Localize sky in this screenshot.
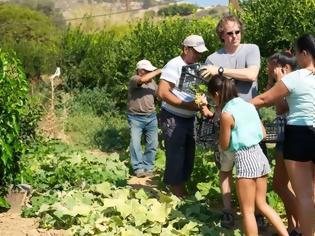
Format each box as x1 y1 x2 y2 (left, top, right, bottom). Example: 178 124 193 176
177 0 229 7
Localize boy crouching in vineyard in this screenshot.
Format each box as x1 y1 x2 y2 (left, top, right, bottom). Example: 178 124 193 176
199 75 288 236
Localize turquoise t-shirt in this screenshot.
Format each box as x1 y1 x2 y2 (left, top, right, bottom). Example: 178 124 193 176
222 97 263 152
281 68 315 127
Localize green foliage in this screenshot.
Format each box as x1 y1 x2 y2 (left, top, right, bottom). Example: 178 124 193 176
20 142 241 235
238 0 315 91
8 0 65 27
240 0 315 57
0 4 62 78
0 50 28 201
259 107 276 124
63 90 129 151
67 88 118 116
65 112 129 152
157 4 198 17
18 141 129 194
61 16 220 110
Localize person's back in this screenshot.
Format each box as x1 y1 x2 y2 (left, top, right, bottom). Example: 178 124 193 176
222 97 263 152
206 75 288 236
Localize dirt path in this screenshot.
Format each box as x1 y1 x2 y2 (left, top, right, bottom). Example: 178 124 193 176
0 191 65 236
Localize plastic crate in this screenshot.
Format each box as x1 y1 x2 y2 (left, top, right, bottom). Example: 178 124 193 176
195 117 219 147
178 63 208 96
264 123 278 143
263 117 286 143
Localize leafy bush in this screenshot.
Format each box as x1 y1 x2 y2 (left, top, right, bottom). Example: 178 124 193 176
240 0 315 57
0 50 29 207
61 16 220 110
8 0 66 27
158 4 198 16
67 88 118 116
19 142 129 193
237 0 315 92
0 4 62 78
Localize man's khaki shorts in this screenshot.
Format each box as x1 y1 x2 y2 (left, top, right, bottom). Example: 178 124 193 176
218 146 235 172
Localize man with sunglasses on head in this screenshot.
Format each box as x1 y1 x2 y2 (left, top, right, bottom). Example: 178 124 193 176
157 35 208 198
201 15 265 230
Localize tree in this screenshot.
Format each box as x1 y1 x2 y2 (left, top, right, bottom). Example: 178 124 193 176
239 0 315 57
0 49 29 208
158 4 198 17
9 0 66 27
0 4 62 79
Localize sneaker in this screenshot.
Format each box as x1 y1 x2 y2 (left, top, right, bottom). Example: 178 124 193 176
144 170 154 177
255 214 268 231
289 229 301 236
134 169 146 178
221 209 235 229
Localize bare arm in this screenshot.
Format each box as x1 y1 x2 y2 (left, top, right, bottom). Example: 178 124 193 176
224 65 259 82
201 65 259 82
157 79 199 111
250 80 289 108
261 121 266 139
219 112 234 150
200 105 214 118
137 69 161 85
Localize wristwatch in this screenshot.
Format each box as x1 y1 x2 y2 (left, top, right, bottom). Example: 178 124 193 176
218 66 224 76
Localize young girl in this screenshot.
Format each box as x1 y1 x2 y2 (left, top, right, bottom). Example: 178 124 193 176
266 52 300 236
206 75 288 236
251 34 315 236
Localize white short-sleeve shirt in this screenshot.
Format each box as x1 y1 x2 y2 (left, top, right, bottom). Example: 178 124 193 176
160 56 196 118
281 68 315 127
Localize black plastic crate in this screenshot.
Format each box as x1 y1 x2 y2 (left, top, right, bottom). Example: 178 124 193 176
195 117 219 147
263 117 286 143
178 63 208 96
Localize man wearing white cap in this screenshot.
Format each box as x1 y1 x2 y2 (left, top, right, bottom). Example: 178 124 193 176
157 35 208 197
127 59 161 178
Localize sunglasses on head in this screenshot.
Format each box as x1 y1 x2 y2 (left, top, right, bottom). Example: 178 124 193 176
226 30 240 36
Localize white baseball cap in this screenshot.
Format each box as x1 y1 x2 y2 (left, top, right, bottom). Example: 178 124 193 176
136 59 157 72
182 35 208 53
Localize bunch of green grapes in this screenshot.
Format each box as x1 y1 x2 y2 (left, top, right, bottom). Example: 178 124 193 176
194 84 208 106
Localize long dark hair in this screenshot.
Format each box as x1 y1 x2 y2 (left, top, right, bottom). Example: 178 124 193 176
268 51 297 70
296 34 315 60
207 75 238 108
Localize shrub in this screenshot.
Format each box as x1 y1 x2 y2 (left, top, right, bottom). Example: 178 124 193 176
0 50 29 207
0 4 62 79
61 16 220 111
157 4 198 16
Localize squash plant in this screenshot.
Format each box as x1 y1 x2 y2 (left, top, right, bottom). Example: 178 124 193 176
0 49 28 208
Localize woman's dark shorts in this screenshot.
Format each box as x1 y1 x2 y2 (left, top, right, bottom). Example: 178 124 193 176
283 125 315 163
159 109 195 185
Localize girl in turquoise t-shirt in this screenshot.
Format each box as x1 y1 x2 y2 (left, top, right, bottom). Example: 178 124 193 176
206 75 288 236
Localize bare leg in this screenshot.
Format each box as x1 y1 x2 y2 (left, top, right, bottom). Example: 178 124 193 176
255 176 288 236
236 178 258 236
285 160 315 236
220 170 233 209
273 154 298 231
